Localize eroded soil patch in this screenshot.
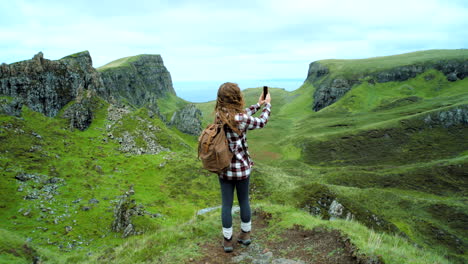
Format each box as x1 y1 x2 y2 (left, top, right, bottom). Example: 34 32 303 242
193 211 383 264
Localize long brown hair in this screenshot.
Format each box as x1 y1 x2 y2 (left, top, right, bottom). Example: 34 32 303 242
215 82 245 134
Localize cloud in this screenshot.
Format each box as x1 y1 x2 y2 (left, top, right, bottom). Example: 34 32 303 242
0 0 467 82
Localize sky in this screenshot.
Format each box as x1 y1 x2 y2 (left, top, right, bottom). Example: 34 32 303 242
1 0 467 89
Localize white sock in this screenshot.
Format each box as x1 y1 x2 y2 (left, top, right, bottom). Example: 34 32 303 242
223 227 232 239
241 221 251 232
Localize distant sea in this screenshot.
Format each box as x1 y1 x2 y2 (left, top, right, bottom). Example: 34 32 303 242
173 78 305 103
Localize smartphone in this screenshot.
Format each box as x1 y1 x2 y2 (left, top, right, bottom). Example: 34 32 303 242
263 86 268 100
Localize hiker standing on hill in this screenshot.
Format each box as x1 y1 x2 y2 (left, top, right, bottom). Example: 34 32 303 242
214 82 271 252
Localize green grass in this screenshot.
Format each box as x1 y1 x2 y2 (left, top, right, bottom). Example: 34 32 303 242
157 93 189 122
97 55 160 71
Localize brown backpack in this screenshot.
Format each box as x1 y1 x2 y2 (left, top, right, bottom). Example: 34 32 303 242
198 118 233 174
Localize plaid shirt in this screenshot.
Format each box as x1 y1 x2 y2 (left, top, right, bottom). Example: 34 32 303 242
219 103 271 180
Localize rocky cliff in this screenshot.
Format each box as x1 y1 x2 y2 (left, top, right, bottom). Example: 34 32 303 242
0 51 105 131
98 55 175 113
0 51 103 117
307 53 468 111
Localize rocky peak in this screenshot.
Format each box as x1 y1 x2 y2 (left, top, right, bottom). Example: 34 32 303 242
60 50 94 72
97 54 175 113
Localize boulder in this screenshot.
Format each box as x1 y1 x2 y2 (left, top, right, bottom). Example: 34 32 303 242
169 104 202 135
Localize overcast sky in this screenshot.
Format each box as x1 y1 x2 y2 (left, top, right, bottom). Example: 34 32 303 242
1 0 467 83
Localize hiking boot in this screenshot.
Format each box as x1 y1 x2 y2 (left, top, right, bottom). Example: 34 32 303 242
223 237 234 253
237 231 251 245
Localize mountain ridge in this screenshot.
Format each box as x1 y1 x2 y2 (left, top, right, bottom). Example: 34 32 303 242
306 49 468 111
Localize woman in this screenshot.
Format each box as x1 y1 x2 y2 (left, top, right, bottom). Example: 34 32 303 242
214 82 271 253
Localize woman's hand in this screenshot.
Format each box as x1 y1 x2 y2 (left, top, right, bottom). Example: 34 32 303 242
258 92 272 105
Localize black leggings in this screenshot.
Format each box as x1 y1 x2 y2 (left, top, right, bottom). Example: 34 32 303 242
219 177 251 228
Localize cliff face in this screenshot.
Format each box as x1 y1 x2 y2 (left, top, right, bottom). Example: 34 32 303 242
0 51 103 117
307 58 468 111
98 55 175 112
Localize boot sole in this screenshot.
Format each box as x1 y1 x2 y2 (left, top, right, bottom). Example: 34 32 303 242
223 246 233 253
237 239 251 245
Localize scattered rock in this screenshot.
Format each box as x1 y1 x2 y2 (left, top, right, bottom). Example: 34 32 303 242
15 172 36 182
89 198 100 204
94 165 103 174
65 226 73 233
46 177 62 184
447 72 458 82
31 131 42 139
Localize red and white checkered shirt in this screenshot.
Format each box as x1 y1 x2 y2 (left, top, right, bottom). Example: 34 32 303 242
219 103 271 180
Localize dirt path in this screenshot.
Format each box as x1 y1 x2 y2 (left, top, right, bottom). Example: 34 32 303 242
191 210 383 264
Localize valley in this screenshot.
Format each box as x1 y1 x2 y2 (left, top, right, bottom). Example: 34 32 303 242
0 49 467 263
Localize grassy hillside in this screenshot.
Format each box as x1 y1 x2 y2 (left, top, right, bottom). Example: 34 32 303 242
1 49 466 263
196 51 467 263
0 99 218 263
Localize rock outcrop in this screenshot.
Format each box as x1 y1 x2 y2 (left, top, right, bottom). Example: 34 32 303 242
169 104 202 135
0 51 104 117
307 58 468 111
112 186 143 238
111 186 161 238
0 97 23 117
98 55 175 114
423 106 468 128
